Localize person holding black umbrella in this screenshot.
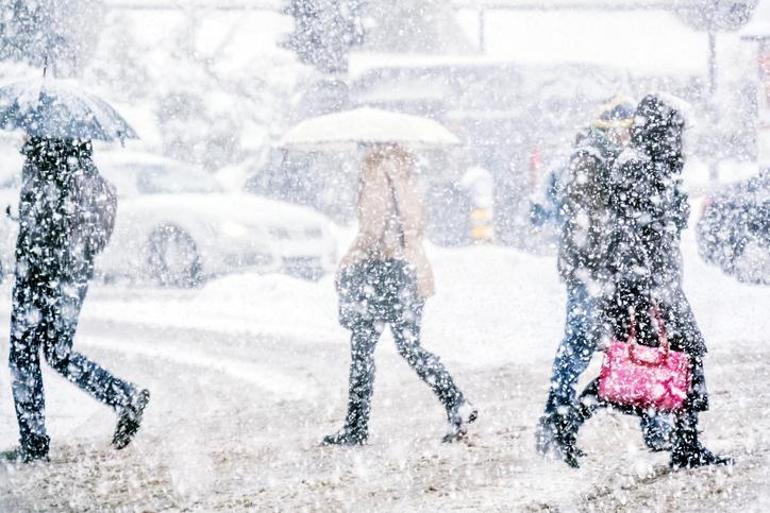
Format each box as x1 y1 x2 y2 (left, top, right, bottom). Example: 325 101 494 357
0 136 150 464
0 78 148 463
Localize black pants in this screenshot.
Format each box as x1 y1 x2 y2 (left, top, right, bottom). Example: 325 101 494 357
9 278 136 452
342 302 464 434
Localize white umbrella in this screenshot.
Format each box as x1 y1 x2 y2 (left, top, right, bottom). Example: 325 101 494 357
279 107 460 149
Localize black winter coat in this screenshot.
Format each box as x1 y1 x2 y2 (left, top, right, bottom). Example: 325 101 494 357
557 128 619 283
15 138 104 290
602 96 706 357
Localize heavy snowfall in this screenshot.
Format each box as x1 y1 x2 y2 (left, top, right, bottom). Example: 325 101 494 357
0 1 768 512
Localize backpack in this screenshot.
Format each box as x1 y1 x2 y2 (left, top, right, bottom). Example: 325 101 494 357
70 161 118 256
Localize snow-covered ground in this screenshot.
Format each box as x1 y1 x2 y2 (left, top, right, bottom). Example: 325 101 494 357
0 229 768 512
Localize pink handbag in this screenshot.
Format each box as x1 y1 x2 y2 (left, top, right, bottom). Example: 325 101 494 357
598 306 692 412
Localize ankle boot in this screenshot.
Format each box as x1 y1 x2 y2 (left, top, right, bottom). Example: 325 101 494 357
322 426 368 446
323 389 371 446
322 412 369 446
443 401 478 443
1 433 50 464
536 409 583 468
670 412 733 470
113 389 151 450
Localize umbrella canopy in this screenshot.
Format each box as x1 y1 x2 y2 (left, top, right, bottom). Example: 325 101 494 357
279 107 460 149
0 78 138 142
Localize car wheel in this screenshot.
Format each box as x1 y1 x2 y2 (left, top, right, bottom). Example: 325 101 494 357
148 224 203 288
732 235 770 285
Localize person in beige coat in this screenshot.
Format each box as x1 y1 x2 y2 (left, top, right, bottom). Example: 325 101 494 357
323 144 477 446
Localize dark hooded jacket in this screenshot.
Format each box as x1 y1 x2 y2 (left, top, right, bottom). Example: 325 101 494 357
15 138 108 287
557 127 619 283
602 95 705 356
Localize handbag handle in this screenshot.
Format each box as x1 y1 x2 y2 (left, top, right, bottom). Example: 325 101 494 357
627 303 671 366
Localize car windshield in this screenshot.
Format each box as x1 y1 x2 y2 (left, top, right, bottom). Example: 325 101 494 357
103 162 222 196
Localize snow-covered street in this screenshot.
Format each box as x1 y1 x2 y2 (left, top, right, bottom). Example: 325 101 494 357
0 231 767 513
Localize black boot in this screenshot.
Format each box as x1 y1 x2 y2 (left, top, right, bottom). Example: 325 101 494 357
323 376 372 446
322 426 368 446
322 403 369 446
1 433 50 465
670 412 733 470
325 326 378 446
536 410 583 468
113 389 150 450
535 413 558 456
443 401 478 443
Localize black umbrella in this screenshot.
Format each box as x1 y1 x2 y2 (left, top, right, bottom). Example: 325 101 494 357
0 78 138 142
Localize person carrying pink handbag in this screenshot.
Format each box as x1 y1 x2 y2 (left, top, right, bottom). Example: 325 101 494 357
558 95 732 470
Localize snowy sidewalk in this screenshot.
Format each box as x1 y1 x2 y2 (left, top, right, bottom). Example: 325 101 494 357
0 236 767 512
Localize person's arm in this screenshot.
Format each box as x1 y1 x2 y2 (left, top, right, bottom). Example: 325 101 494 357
671 182 690 233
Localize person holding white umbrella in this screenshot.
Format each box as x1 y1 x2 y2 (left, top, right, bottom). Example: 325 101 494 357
281 108 476 444
323 143 477 445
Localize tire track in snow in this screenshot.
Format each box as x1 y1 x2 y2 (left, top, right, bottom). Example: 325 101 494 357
80 334 318 403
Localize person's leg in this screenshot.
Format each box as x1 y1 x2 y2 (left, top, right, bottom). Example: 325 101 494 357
544 282 599 415
639 411 675 451
6 278 51 461
670 356 731 469
8 318 49 461
670 409 732 469
389 303 475 442
323 319 382 445
44 282 136 409
576 378 606 422
44 281 150 449
542 377 608 468
390 303 464 414
537 282 599 461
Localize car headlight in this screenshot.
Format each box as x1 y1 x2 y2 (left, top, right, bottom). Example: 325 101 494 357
221 221 249 238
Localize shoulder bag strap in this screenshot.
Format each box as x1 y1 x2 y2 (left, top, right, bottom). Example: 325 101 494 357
384 172 406 250
649 301 670 355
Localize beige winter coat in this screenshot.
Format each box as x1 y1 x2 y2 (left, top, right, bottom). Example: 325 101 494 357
338 146 436 298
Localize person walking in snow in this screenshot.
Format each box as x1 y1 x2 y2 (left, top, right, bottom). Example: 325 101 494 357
567 94 732 470
1 137 150 464
536 97 673 467
324 144 476 445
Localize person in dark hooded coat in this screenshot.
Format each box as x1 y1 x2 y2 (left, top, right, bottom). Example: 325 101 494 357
566 95 732 470
1 137 150 464
536 97 673 468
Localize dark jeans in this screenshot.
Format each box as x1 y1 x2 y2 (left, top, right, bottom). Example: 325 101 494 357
343 302 464 434
545 282 600 414
9 278 136 452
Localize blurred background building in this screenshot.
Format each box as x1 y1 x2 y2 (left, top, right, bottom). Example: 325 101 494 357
0 0 767 249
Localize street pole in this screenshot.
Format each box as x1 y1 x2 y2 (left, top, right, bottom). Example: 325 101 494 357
708 30 720 182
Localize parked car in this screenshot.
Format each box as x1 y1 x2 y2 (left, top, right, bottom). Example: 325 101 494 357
0 151 337 286
696 169 770 285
